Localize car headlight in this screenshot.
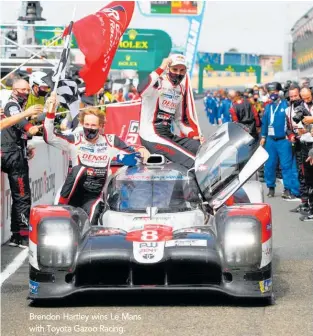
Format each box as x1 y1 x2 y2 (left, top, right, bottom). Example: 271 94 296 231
223 217 261 266
38 219 78 268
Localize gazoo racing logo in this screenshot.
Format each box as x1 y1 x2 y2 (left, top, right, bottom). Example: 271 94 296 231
29 171 55 202
126 120 139 145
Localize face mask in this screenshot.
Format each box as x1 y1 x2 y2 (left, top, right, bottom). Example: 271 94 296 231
83 127 99 140
292 99 302 108
270 93 279 102
168 72 184 85
14 91 29 106
254 98 258 102
307 101 313 108
38 89 49 97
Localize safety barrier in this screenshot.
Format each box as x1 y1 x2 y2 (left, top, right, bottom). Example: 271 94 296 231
1 137 69 244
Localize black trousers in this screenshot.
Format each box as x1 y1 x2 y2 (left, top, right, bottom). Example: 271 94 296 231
1 150 31 233
140 135 200 169
58 165 104 225
295 142 308 203
301 142 313 209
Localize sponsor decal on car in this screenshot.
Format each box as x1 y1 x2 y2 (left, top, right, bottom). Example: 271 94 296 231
132 216 170 222
133 241 165 264
266 223 272 231
260 237 272 268
165 239 207 247
259 278 272 293
91 229 123 236
29 280 39 295
174 228 202 234
126 225 173 242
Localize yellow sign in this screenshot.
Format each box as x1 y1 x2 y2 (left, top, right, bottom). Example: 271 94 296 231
225 65 234 72
41 27 75 47
118 55 138 67
246 66 256 73
128 29 137 40
119 40 148 49
204 65 214 71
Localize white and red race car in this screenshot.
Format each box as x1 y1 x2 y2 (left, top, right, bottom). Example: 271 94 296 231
28 123 273 304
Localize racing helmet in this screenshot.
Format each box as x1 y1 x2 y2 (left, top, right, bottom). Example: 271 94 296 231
29 71 51 89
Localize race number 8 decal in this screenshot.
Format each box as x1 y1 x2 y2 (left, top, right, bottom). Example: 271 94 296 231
141 230 158 241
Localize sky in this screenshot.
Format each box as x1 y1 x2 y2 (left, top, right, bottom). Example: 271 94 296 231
1 1 312 55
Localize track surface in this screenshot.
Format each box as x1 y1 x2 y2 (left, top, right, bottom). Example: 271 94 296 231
2 100 313 336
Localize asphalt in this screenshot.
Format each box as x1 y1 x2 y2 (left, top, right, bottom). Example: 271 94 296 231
1 100 313 336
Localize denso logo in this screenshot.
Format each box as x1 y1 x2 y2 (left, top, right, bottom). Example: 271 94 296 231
82 154 108 161
162 100 178 109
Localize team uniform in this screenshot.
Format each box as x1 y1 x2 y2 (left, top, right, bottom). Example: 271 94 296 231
1 97 33 238
43 111 139 225
261 99 300 197
138 67 200 169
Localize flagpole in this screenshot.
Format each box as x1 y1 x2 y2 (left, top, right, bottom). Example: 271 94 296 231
54 100 142 116
52 21 74 93
0 34 63 87
52 6 76 93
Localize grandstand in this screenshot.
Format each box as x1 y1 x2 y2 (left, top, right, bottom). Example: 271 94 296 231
291 6 313 79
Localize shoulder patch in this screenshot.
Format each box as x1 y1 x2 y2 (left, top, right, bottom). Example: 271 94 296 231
74 132 81 144
106 134 114 146
8 105 20 116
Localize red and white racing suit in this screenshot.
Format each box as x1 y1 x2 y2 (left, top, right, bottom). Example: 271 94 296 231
138 68 200 169
43 111 135 225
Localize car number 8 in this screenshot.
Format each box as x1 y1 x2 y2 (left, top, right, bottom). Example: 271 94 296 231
141 230 158 241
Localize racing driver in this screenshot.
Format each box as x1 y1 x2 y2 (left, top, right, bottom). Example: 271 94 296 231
43 93 147 225
138 54 202 169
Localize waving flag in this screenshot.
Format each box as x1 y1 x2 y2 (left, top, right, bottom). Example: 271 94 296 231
64 1 135 96
52 21 74 87
56 80 80 118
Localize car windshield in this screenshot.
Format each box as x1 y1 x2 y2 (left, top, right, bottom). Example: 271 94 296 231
107 174 200 213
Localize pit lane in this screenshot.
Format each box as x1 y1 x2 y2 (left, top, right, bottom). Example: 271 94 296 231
1 100 313 336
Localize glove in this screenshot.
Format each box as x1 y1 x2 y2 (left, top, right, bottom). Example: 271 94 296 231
116 152 141 166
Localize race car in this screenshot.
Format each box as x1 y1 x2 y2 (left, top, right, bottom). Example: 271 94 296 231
28 123 273 303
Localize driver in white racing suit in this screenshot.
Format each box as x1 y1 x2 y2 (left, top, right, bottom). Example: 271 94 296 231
138 54 202 169
43 93 146 225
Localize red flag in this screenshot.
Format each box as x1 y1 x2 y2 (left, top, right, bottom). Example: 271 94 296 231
65 1 135 96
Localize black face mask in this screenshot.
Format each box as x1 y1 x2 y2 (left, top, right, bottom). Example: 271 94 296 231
168 72 184 85
254 97 258 102
38 89 49 97
83 127 99 140
292 99 302 108
14 92 29 107
307 101 313 108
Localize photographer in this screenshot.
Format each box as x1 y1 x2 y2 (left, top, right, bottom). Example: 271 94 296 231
286 85 308 213
297 87 313 221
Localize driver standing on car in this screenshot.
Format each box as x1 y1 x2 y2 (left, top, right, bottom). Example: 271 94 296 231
138 54 203 169
43 92 149 225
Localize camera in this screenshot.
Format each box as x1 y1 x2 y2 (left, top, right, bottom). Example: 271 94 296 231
292 105 311 124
